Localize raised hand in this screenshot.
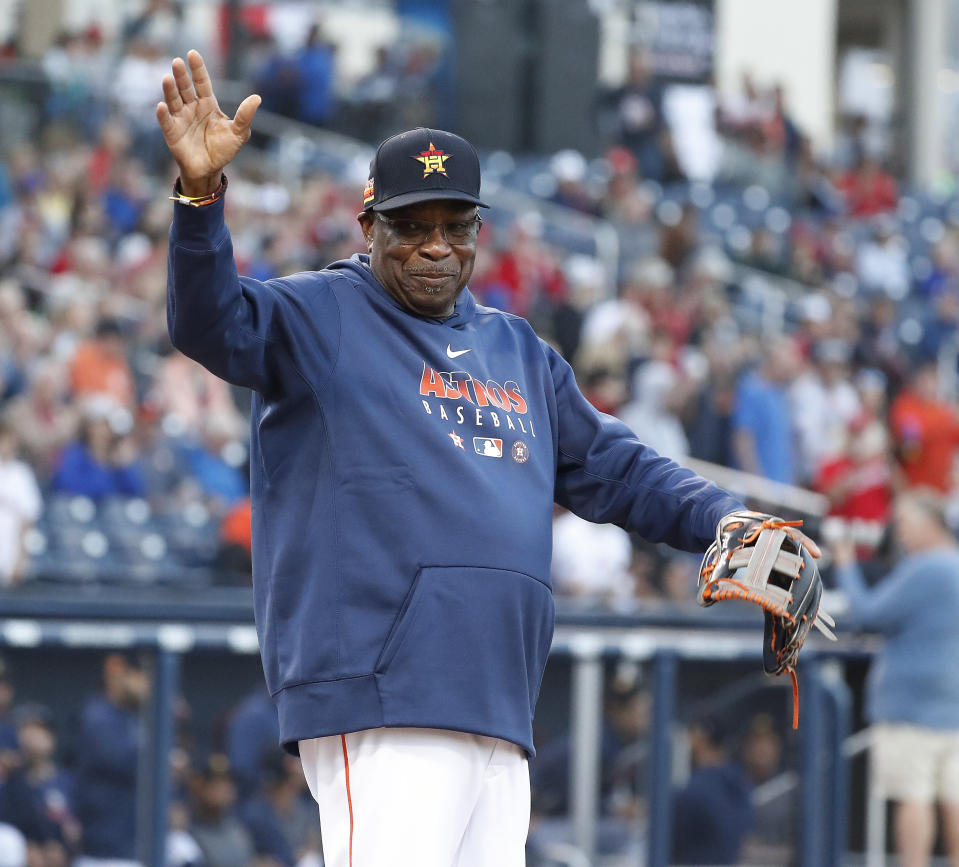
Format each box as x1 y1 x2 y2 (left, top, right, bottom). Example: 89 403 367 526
156 49 261 196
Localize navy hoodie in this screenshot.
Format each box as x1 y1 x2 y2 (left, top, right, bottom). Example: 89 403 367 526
167 198 742 755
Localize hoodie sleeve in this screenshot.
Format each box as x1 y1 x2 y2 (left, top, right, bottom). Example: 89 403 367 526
546 343 743 552
166 198 340 395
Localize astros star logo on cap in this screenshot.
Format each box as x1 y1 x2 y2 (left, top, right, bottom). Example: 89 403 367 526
414 142 451 178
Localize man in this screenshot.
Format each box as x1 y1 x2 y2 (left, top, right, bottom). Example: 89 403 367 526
74 653 148 865
157 51 817 866
732 339 801 485
833 491 959 867
890 359 959 494
670 716 753 865
0 703 79 866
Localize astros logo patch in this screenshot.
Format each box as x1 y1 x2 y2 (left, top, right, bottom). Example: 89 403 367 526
512 441 530 463
363 177 375 205
414 142 451 178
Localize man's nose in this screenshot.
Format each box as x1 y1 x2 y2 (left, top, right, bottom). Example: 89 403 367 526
418 226 453 258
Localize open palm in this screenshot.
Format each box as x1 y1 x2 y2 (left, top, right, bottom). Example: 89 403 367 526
156 50 261 195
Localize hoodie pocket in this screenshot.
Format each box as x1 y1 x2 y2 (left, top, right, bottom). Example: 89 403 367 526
374 565 555 744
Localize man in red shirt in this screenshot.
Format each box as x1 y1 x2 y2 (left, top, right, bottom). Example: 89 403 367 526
890 362 959 493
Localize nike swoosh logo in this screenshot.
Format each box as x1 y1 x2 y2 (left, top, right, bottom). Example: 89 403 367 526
446 345 472 359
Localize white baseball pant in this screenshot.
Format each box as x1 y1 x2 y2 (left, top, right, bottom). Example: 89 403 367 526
299 726 530 867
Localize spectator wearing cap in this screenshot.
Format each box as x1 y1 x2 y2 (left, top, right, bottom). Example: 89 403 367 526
832 490 959 867
188 754 255 867
74 652 148 863
890 360 959 494
50 397 146 501
670 716 753 865
237 752 322 866
0 703 79 864
68 319 136 409
0 417 42 587
732 340 800 484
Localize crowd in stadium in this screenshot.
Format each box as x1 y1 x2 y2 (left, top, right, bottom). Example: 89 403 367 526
1 17 955 604
0 9 958 863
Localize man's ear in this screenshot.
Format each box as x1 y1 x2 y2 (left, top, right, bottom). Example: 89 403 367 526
356 212 374 249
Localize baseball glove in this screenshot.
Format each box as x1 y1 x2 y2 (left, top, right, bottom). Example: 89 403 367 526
697 510 837 728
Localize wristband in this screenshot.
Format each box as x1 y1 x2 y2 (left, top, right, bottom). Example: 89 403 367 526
170 174 228 207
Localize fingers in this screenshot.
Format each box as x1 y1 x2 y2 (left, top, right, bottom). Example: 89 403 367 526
232 94 261 137
171 56 196 105
161 74 183 113
156 101 174 136
187 49 215 100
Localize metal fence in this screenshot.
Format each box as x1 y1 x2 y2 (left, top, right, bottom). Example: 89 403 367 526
0 602 861 867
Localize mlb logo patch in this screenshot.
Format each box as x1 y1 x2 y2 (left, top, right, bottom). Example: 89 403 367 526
473 437 503 458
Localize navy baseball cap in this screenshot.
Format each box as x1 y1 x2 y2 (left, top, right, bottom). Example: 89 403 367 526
363 127 489 212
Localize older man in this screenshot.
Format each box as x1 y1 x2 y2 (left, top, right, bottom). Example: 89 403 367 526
833 491 959 867
156 51 798 867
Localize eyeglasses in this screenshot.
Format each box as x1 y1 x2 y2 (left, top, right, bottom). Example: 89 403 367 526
375 212 483 246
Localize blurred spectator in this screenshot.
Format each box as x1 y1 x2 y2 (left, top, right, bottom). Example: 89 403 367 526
253 39 306 121
69 319 136 408
548 150 599 216
174 413 248 510
670 716 753 865
226 687 280 803
890 361 959 493
855 216 910 300
790 339 862 483
74 652 148 862
815 413 893 526
578 257 661 375
531 681 650 821
0 416 42 587
739 714 793 864
487 212 567 317
188 754 255 867
51 397 146 501
919 286 959 360
832 490 959 867
551 507 633 607
295 24 336 127
598 51 668 181
0 661 19 760
237 752 322 866
149 344 245 438
0 703 79 865
6 360 78 477
732 341 800 484
836 155 898 217
619 352 691 460
685 338 742 468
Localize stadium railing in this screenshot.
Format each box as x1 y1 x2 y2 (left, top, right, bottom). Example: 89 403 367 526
0 600 865 867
